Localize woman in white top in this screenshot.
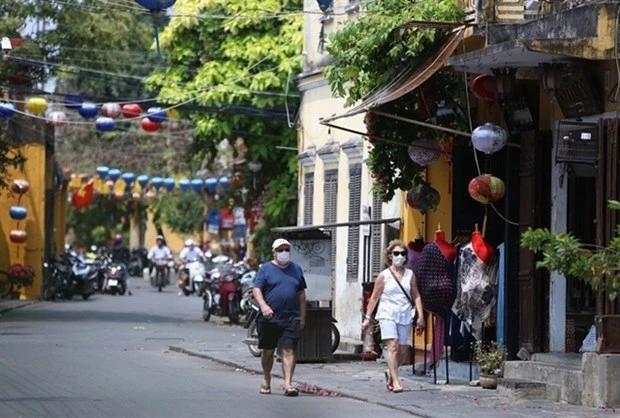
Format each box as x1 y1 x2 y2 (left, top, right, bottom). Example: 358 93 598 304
362 239 425 393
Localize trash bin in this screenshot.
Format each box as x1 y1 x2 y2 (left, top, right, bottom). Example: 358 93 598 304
296 306 332 362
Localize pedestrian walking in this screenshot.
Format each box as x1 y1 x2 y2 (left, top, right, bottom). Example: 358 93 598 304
252 238 307 397
362 239 425 393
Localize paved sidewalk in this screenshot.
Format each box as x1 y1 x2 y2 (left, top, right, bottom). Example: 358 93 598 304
0 298 36 314
171 328 618 418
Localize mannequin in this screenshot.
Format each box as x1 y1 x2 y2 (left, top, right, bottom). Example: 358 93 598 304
434 224 456 263
471 229 494 265
407 234 426 271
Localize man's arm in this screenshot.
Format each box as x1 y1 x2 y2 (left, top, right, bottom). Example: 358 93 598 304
298 290 306 329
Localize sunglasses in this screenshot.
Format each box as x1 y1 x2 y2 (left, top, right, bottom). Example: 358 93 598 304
391 251 407 256
275 248 290 253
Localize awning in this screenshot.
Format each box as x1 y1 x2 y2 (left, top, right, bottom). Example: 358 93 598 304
271 217 401 233
321 28 465 124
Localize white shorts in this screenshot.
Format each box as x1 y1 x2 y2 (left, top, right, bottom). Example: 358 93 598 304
378 320 412 346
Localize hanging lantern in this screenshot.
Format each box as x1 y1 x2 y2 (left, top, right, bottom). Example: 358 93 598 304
26 97 48 115
79 102 98 119
493 71 516 99
179 178 190 192
134 0 176 12
140 117 161 132
105 180 115 190
205 178 217 195
163 177 176 192
470 74 497 103
96 117 115 132
108 168 121 182
436 136 455 163
146 190 157 199
10 229 27 244
96 166 110 178
132 192 142 202
122 103 142 119
47 111 67 128
191 178 204 193
541 66 565 95
137 175 149 188
63 95 82 110
151 177 164 190
316 0 332 11
9 206 27 221
218 176 229 190
146 107 167 123
407 138 441 167
166 108 180 119
101 103 122 119
10 179 30 194
62 167 72 176
0 102 16 118
468 174 505 205
471 123 507 154
406 183 441 214
121 172 135 185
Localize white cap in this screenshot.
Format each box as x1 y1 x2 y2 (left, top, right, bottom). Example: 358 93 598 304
185 239 195 247
156 235 164 241
272 238 291 251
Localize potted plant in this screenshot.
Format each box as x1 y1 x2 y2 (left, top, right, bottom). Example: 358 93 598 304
8 263 34 298
472 340 506 389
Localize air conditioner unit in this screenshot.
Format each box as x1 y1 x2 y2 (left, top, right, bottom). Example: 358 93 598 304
555 122 598 164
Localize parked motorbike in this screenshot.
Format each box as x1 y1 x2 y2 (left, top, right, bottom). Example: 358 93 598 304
180 260 206 296
128 247 148 277
239 269 256 315
42 256 71 301
151 258 171 292
202 267 242 323
66 253 98 300
102 259 127 295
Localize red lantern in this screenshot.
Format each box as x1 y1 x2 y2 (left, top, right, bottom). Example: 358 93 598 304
10 229 27 244
468 174 505 205
122 103 142 119
10 179 30 194
471 74 497 103
132 192 142 202
140 118 161 132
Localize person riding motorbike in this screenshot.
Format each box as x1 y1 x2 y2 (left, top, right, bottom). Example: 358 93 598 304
147 235 173 284
109 233 132 295
177 239 205 296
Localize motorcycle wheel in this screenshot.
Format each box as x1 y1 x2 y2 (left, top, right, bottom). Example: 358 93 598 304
42 280 57 301
247 322 261 357
118 284 126 296
228 299 241 324
202 292 212 322
331 323 340 354
157 272 163 292
82 293 91 301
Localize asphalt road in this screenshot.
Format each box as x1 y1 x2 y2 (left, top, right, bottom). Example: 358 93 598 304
0 282 416 418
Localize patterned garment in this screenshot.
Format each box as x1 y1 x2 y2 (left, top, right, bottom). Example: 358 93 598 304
414 242 455 318
451 243 498 340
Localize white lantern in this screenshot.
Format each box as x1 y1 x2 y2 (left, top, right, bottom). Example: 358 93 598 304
471 123 508 154
47 111 67 127
407 138 440 167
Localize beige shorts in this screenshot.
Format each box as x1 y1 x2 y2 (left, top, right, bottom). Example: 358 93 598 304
378 319 412 346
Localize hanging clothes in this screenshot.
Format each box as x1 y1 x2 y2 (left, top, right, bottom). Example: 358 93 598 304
414 241 455 318
407 238 426 271
451 231 498 341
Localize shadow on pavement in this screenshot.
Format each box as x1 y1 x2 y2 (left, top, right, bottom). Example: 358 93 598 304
2 308 194 324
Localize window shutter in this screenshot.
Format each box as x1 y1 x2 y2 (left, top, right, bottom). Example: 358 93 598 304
303 172 314 226
324 169 338 269
371 191 383 278
347 164 362 281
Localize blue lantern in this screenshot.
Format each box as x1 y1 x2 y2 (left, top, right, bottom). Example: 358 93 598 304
146 107 167 123
96 166 110 178
205 177 217 195
134 0 176 12
79 102 98 119
137 175 149 188
109 168 122 182
316 0 332 12
63 95 82 110
151 177 164 190
0 102 16 118
191 178 204 193
9 206 27 221
179 179 190 192
121 172 135 185
95 117 115 132
163 177 176 192
218 176 230 190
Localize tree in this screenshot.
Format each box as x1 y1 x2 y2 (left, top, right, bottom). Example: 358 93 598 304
156 191 205 235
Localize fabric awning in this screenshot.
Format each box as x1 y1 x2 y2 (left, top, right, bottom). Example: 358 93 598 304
321 28 465 124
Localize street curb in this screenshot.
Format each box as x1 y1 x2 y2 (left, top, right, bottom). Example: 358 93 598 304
0 301 37 314
169 345 431 417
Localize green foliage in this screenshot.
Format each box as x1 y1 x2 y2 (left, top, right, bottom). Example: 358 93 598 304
324 0 466 201
158 191 205 235
472 340 506 375
67 196 127 247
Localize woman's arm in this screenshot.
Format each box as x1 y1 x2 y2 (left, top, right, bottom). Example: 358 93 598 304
361 273 385 330
410 273 425 334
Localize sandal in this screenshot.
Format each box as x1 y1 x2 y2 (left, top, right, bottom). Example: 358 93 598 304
259 383 271 394
384 369 393 391
284 387 299 397
392 387 403 393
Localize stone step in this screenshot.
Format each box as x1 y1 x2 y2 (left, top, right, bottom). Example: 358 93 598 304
503 360 583 404
530 352 583 368
497 378 547 400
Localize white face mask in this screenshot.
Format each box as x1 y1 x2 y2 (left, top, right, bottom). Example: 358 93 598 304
392 255 405 267
276 251 291 264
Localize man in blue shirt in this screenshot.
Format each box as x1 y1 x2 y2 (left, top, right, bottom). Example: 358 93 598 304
253 238 307 397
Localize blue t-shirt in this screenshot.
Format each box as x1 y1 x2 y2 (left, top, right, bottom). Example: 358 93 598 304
253 261 307 323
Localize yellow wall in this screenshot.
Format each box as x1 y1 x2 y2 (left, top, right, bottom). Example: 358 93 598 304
0 144 47 300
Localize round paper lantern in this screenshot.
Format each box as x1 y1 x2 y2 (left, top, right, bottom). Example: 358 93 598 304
95 117 115 132
471 123 507 155
218 176 229 190
163 177 176 192
179 178 190 192
47 111 67 128
63 95 82 110
121 172 135 185
151 177 164 190
10 229 27 244
132 192 142 202
10 179 30 194
205 178 217 195
105 180 115 189
96 166 110 178
166 108 180 119
408 138 441 167
9 206 27 221
27 97 48 115
471 74 497 103
108 168 121 182
468 174 505 205
134 0 176 12
101 103 122 119
191 178 204 193
140 118 161 132
0 102 16 118
137 175 149 188
146 190 157 199
406 183 440 214
146 107 167 123
122 103 142 119
79 102 98 119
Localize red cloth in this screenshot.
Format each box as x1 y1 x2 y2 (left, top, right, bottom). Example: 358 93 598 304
71 181 94 208
429 316 445 368
434 231 456 262
471 231 494 265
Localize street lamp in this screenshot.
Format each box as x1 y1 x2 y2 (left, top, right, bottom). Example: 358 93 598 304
248 161 262 189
